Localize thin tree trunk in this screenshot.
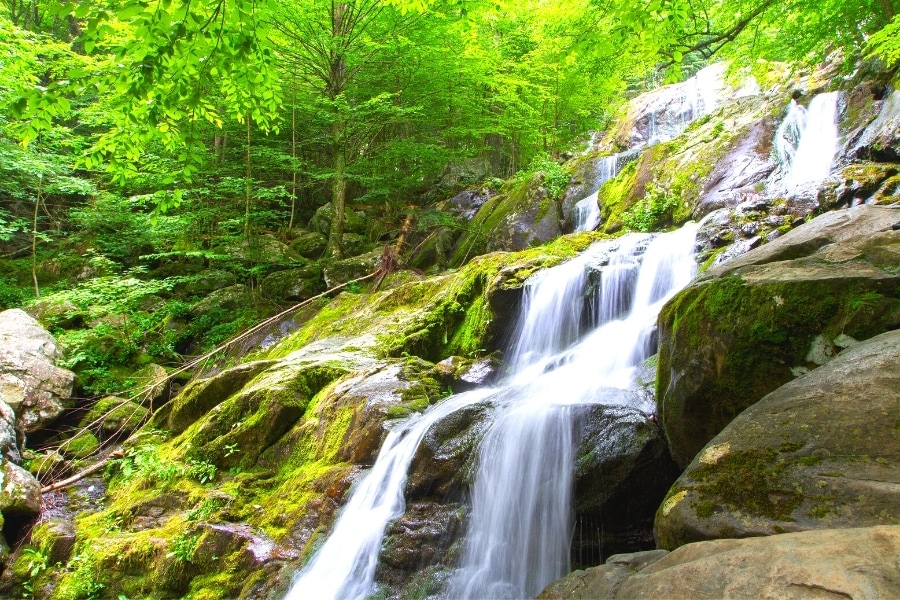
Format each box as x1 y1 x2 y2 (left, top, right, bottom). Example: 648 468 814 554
31 174 42 299
244 114 252 241
289 80 298 231
328 118 347 258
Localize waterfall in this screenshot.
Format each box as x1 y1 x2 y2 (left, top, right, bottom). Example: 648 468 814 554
287 225 699 600
572 192 601 233
284 388 495 600
775 92 840 189
647 62 724 146
572 150 641 233
450 224 698 599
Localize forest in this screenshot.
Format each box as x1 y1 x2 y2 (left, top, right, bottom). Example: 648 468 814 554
1 0 900 598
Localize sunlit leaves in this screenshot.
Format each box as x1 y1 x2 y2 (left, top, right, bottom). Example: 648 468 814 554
29 0 283 185
867 14 900 67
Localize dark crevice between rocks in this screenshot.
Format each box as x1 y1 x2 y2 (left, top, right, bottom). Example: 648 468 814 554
3 513 37 552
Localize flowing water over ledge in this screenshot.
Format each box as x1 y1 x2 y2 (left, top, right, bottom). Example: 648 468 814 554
287 224 699 600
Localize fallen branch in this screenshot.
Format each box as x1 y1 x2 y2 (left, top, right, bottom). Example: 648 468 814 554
41 449 124 494
40 269 381 493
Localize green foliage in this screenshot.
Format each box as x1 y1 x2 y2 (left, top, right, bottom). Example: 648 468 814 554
62 550 105 600
111 441 218 488
515 153 571 200
622 184 678 232
21 547 49 579
166 532 201 563
867 14 900 67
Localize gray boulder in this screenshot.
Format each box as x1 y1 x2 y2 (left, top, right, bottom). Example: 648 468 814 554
657 205 900 467
539 526 900 599
261 265 325 302
655 329 900 549
0 309 74 435
289 230 329 259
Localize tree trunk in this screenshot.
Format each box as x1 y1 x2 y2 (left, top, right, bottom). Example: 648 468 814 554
244 114 252 241
289 80 298 231
328 118 347 258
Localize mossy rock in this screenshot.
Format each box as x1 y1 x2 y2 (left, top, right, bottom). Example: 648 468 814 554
81 395 149 439
450 173 563 267
170 269 238 298
322 249 382 288
260 265 325 301
59 430 100 460
289 230 328 259
219 234 303 265
131 363 168 406
189 284 251 317
165 360 278 434
308 204 369 237
656 330 900 550
658 205 900 467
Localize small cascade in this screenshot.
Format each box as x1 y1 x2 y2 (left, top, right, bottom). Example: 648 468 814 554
450 225 698 598
288 225 699 600
775 92 840 189
646 63 725 145
572 150 641 233
572 192 601 233
284 388 494 600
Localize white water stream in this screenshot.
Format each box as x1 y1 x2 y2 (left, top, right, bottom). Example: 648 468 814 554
286 224 698 600
450 225 698 599
572 150 641 233
285 387 495 600
775 92 840 189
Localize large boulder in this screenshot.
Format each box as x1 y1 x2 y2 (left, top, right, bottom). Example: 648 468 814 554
450 173 563 266
220 234 303 264
289 230 329 259
261 265 325 301
657 205 900 467
848 89 900 162
538 526 900 599
0 309 74 435
655 329 900 549
573 402 680 558
308 204 370 238
614 64 727 149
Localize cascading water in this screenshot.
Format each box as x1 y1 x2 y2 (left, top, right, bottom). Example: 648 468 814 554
572 192 601 233
647 63 724 146
287 224 699 600
284 387 494 600
572 150 641 233
450 224 698 598
775 92 840 189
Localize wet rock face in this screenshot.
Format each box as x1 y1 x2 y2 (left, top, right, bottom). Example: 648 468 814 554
847 89 900 162
446 189 493 221
695 118 776 215
539 526 900 600
375 501 466 593
406 398 496 499
655 330 900 550
572 401 680 562
658 205 900 468
450 174 563 266
0 309 75 435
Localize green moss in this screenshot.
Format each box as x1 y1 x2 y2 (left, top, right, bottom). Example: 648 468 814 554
692 498 716 518
82 395 149 438
691 448 802 520
598 160 639 233
61 431 100 459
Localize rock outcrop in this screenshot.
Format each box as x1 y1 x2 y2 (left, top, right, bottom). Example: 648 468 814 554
0 309 75 437
538 526 900 599
655 329 900 549
657 205 900 467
